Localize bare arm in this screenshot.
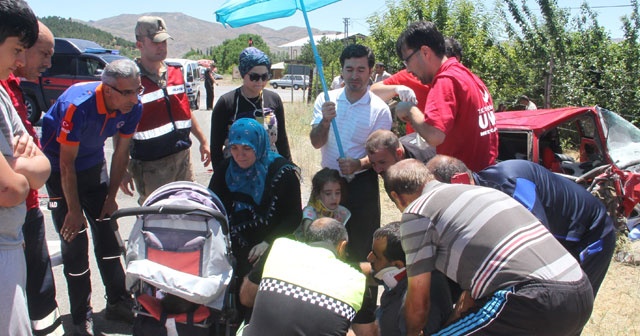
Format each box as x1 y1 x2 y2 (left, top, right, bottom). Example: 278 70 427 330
100 134 131 219
239 275 259 308
370 81 400 101
10 133 51 189
395 102 445 147
405 272 432 335
0 154 29 207
309 101 336 149
59 144 86 242
190 114 211 167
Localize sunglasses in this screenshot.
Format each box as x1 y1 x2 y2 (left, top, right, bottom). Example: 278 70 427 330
106 84 145 96
248 72 271 82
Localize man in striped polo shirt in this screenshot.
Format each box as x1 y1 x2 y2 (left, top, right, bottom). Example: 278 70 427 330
383 159 594 335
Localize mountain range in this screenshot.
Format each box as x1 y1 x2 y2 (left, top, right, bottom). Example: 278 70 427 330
79 12 339 58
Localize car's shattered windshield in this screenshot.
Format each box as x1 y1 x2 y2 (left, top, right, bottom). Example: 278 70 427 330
600 107 640 170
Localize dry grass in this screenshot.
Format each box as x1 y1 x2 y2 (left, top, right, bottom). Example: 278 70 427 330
283 100 640 335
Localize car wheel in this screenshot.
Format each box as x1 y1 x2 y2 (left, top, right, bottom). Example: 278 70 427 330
293 84 300 90
25 95 41 124
272 83 278 89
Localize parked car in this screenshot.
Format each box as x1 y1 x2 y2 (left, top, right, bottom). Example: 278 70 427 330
269 74 309 90
166 58 201 110
496 106 640 230
20 38 128 124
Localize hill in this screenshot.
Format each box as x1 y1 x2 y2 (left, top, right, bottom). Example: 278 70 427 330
40 16 138 59
84 12 336 58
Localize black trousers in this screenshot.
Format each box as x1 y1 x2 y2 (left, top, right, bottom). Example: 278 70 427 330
342 168 380 324
46 163 128 324
23 207 62 334
205 84 214 110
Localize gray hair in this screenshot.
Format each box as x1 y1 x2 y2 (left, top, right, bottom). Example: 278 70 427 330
101 59 140 85
384 159 433 196
306 217 348 246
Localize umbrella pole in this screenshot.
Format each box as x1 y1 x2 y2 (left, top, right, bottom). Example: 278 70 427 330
299 0 345 158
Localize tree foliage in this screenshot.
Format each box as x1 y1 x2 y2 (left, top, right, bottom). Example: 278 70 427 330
363 0 640 117
40 16 139 59
209 34 271 74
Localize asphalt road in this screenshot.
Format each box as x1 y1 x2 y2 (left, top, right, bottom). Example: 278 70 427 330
38 82 309 335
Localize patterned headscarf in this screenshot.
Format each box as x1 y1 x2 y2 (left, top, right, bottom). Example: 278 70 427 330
238 47 271 77
225 118 280 204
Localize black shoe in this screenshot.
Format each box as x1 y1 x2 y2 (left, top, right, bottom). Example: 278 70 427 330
73 317 94 336
105 297 134 324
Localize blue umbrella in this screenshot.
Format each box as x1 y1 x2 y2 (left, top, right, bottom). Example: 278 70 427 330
216 0 346 158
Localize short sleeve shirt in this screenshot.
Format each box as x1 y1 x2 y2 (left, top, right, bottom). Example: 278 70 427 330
42 82 142 172
383 70 430 134
424 58 498 171
311 88 392 173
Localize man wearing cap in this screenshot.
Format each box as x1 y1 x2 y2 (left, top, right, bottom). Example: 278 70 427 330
42 59 142 335
122 16 210 204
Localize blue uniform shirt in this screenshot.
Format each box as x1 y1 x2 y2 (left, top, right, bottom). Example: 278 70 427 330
42 81 142 172
474 160 614 247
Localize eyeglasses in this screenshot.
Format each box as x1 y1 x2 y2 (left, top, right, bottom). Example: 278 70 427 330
402 49 421 67
248 72 271 82
106 84 145 96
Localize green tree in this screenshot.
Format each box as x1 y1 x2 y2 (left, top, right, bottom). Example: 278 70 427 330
210 34 271 74
299 37 343 93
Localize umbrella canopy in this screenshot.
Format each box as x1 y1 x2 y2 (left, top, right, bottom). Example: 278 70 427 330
215 0 340 28
215 0 346 158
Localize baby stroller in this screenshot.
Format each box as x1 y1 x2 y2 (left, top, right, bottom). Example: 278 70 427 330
110 181 235 336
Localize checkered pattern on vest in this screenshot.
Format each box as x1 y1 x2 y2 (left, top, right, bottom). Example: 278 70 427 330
258 278 357 321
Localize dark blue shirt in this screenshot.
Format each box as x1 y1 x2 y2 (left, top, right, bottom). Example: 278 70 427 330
41 81 142 172
474 160 614 253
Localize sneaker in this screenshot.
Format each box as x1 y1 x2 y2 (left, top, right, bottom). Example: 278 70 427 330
73 317 94 336
105 297 134 324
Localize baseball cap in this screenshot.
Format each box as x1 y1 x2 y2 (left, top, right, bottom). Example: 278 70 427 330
135 16 172 42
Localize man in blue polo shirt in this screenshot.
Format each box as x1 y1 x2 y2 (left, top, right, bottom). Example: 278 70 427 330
426 155 616 297
41 59 143 335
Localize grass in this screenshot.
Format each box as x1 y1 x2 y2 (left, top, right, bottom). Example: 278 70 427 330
282 100 640 335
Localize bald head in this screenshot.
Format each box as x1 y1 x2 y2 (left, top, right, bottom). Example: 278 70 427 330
14 21 54 80
306 217 348 246
426 155 470 183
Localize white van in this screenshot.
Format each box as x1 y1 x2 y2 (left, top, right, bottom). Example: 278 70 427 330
165 58 201 110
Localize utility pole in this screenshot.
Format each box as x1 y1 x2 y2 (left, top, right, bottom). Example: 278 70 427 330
343 17 350 44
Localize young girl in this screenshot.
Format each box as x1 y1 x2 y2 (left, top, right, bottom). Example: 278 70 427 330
295 168 351 239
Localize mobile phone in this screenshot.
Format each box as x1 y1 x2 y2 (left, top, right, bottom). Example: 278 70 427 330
451 172 471 184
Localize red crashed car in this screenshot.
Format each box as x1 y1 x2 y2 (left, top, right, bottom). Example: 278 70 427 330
496 106 640 230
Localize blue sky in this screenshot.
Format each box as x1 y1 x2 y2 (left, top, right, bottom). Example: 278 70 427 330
26 0 634 38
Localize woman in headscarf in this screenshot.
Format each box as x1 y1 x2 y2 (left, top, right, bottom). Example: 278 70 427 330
208 118 301 321
210 47 292 170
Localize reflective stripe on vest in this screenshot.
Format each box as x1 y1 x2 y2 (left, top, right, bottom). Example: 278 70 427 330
133 119 192 140
140 84 185 104
262 238 365 312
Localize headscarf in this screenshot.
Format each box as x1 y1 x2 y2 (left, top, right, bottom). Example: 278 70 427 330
238 47 271 78
225 118 280 204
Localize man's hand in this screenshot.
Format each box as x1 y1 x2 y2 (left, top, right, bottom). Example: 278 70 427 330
394 85 418 104
119 170 135 196
321 101 337 123
199 142 211 167
338 157 361 176
61 209 86 242
100 196 118 221
248 241 269 264
395 101 418 123
12 133 37 158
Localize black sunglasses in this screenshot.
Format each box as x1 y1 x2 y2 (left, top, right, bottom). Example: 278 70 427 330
248 72 270 82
